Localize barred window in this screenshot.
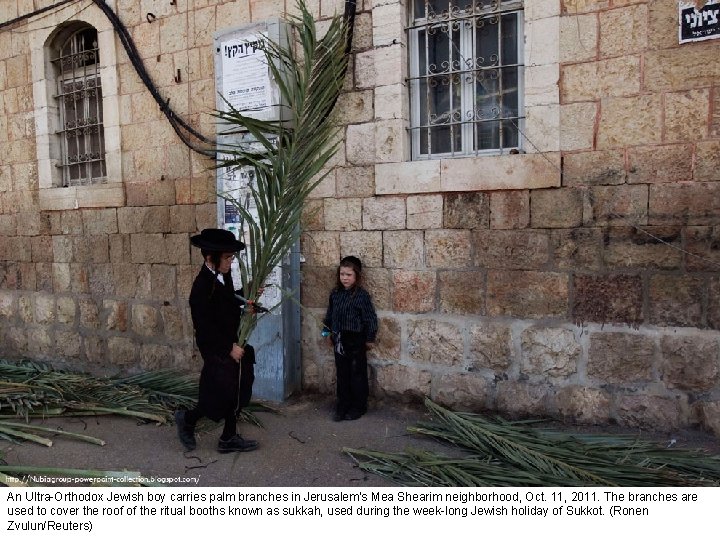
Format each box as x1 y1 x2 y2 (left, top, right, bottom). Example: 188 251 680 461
53 26 106 186
408 0 524 159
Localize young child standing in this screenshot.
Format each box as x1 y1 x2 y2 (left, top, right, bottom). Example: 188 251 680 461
323 256 378 421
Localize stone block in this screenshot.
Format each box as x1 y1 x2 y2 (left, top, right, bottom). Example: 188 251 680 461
602 226 682 270
441 153 561 191
573 274 643 326
72 235 109 264
406 319 463 367
407 195 443 230
438 270 485 316
443 192 489 229
472 230 550 270
130 233 166 264
165 233 191 265
599 4 648 57
468 321 512 371
424 230 472 269
627 144 693 184
79 298 99 329
56 330 81 358
323 198 362 231
487 270 569 318
300 231 340 267
495 380 551 418
374 363 431 401
140 344 174 371
82 208 118 234
107 336 138 366
587 332 655 384
597 95 662 149
1 326 26 356
301 199 324 231
530 187 583 228
300 266 336 309
555 386 611 425
18 294 32 324
118 206 170 234
520 327 580 378
560 13 598 63
370 316 401 362
695 401 720 438
695 141 720 182
363 268 392 311
664 89 710 143
649 183 720 226
109 234 132 263
34 293 55 324
0 290 14 319
560 102 596 151
392 270 436 313
150 264 177 301
614 395 685 430
684 226 720 272
345 123 376 166
169 205 196 233
710 277 720 331
661 333 720 392
335 90 374 125
490 190 530 230
89 264 115 296
104 300 128 332
362 197 405 230
644 44 720 93
583 184 648 226
550 228 603 271
30 235 53 263
561 56 641 102
339 231 383 268
375 161 441 195
336 166 375 198
649 275 704 328
56 296 76 325
27 327 53 358
433 373 490 412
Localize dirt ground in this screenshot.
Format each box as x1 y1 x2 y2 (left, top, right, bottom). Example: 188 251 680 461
0 395 448 487
2 394 719 487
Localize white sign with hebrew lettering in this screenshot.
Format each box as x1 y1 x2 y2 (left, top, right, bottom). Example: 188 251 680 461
679 1 720 43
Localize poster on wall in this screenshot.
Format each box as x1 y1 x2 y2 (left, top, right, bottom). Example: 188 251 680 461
679 1 720 43
219 33 273 119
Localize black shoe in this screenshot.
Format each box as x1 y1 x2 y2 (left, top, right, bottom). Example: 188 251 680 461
344 410 364 421
218 435 258 453
174 410 196 451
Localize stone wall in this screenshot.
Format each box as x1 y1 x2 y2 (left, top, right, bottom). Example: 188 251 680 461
1 0 719 435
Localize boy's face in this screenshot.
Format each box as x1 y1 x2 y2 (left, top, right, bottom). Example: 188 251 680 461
339 266 357 289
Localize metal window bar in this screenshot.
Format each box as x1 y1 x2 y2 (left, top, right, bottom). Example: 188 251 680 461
409 0 524 159
53 28 106 187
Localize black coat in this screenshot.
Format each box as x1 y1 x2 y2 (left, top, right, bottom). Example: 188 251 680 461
189 264 254 421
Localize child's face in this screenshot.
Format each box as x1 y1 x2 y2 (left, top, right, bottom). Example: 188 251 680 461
339 266 357 289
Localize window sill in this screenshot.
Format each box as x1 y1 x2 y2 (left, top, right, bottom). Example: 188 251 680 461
375 152 561 195
38 183 125 211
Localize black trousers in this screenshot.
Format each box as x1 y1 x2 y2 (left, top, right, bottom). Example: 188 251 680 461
186 345 255 438
334 331 369 415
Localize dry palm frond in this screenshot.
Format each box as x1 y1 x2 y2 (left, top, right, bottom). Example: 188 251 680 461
213 0 349 346
344 398 720 487
0 359 272 445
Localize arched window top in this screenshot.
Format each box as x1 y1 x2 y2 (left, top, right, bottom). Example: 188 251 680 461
52 25 100 71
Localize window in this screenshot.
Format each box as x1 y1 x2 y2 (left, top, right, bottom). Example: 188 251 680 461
408 0 524 159
53 25 106 186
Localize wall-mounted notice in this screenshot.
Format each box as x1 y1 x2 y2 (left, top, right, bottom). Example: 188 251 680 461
679 1 720 43
220 33 273 119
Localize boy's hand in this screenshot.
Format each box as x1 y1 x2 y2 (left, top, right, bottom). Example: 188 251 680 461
230 343 244 362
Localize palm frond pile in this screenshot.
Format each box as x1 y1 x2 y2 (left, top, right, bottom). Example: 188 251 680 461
214 0 349 345
344 398 720 487
0 359 270 446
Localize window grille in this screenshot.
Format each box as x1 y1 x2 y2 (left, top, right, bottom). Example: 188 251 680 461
53 27 106 186
408 0 524 159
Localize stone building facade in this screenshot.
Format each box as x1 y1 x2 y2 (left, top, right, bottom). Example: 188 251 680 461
0 0 719 435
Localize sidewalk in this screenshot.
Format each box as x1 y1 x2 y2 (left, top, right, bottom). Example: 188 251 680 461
1 395 442 487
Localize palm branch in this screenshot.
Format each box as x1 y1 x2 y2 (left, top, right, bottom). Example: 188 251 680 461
213 0 349 346
344 398 720 487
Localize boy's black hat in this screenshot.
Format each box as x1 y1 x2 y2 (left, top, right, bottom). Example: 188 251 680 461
190 228 245 252
340 255 362 270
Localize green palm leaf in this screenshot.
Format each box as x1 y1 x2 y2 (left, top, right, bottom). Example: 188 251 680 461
213 0 349 346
